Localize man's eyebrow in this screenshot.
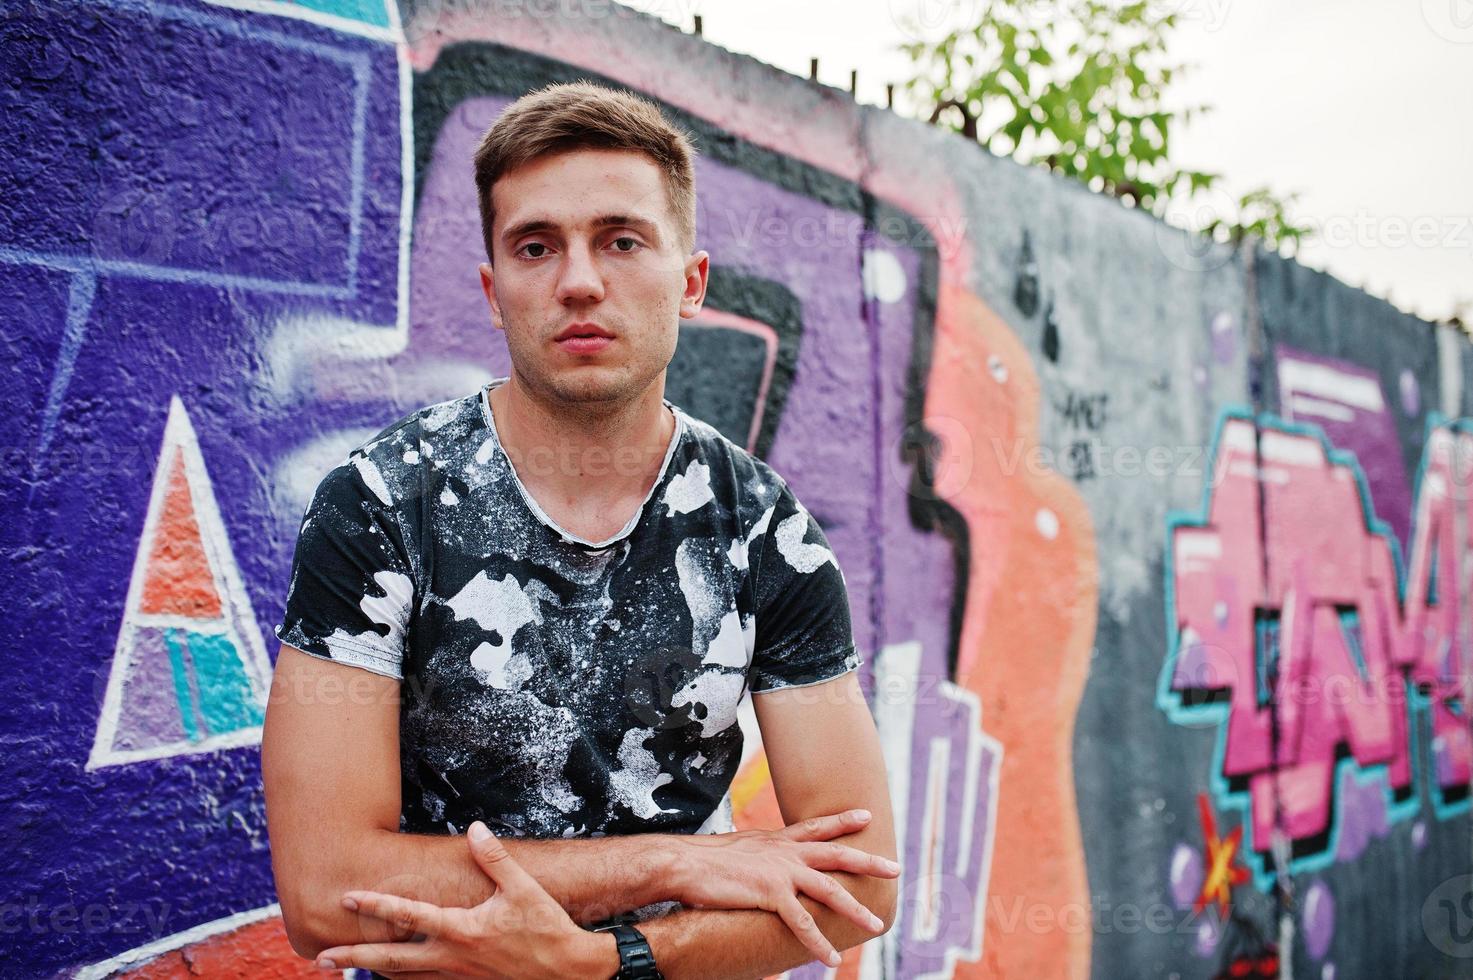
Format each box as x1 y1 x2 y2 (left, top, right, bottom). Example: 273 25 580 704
500 214 661 243
501 218 557 242
592 213 659 234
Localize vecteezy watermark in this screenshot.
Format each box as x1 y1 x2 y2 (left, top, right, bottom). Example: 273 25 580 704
1152 184 1241 274
884 417 1226 503
1423 874 1473 957
1422 0 1473 43
90 654 441 712
886 0 986 42
5 438 162 482
618 0 703 25
1150 0 1234 31
697 201 968 266
1162 639 1470 722
887 886 1229 949
498 435 674 482
886 0 1232 42
986 894 1225 937
398 0 701 43
885 415 977 505
1298 210 1473 253
990 436 1223 484
90 188 352 270
264 667 442 707
0 897 174 938
621 645 709 731
1156 193 1473 271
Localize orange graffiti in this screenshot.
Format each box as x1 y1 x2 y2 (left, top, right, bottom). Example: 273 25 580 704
928 282 1098 979
139 454 222 618
117 915 311 978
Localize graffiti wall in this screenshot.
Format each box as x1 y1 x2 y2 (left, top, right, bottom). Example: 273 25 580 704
2 0 1467 977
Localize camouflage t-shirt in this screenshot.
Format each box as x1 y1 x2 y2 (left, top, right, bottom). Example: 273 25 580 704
275 377 860 840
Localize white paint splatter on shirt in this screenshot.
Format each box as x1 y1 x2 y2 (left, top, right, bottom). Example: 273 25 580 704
675 539 723 656
321 570 413 669
775 512 837 573
446 571 543 687
663 459 714 515
671 670 745 738
353 455 394 506
704 608 750 669
609 728 676 819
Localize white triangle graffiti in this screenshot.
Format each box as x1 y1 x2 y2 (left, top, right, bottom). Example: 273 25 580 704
88 396 272 770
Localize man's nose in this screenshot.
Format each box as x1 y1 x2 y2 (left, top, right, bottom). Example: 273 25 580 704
555 240 606 305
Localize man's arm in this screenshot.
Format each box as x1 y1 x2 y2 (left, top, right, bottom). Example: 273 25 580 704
264 644 679 958
264 645 895 962
638 670 899 978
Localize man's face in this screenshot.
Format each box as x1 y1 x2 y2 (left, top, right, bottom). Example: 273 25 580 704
479 148 708 409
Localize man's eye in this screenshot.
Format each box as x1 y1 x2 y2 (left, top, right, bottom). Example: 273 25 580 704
611 237 640 252
519 242 550 258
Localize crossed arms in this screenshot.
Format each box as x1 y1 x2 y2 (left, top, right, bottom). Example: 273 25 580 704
262 644 899 979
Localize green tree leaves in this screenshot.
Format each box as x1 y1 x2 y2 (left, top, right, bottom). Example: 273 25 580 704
898 0 1308 253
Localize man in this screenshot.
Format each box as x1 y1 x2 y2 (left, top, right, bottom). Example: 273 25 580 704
262 81 898 979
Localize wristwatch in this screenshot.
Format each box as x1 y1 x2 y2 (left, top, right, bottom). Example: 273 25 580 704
593 921 663 980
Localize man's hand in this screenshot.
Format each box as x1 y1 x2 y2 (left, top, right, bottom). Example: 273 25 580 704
634 671 898 979
313 822 615 979
668 808 900 967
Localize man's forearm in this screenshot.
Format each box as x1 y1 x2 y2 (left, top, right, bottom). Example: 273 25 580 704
294 828 672 956
640 870 897 979
504 833 674 922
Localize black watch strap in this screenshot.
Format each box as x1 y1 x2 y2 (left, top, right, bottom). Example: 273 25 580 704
596 922 662 980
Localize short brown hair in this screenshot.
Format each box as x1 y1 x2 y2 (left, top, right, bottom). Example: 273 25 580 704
472 81 698 261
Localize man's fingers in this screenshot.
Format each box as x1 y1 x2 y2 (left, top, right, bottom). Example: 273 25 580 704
315 941 443 974
803 841 902 878
465 819 562 919
342 891 449 938
776 896 842 969
466 821 541 901
780 809 872 842
795 870 886 935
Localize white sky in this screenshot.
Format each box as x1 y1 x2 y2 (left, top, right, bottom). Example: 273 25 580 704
630 0 1473 324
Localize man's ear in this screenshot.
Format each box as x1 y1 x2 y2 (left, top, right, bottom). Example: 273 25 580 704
679 250 710 320
479 262 504 332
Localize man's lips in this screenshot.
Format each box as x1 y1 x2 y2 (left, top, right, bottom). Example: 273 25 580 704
554 323 614 341
556 332 614 355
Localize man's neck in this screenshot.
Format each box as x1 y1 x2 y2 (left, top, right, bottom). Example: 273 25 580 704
487 374 677 512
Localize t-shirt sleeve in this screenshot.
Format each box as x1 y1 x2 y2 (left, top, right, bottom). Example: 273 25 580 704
274 456 416 681
748 479 862 693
